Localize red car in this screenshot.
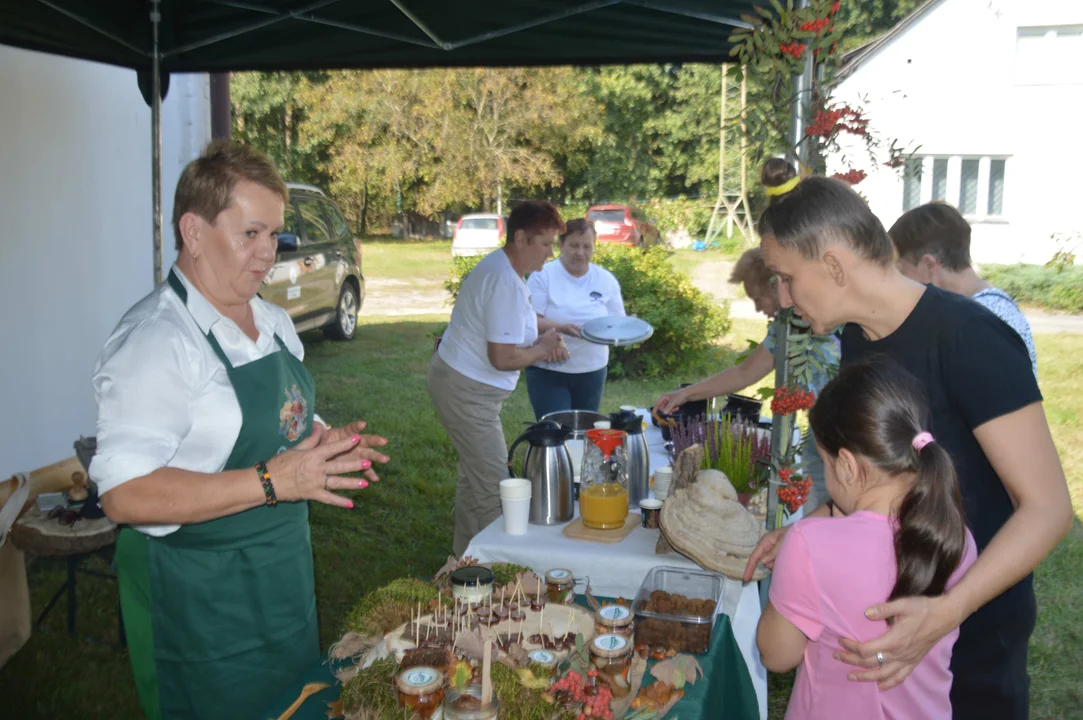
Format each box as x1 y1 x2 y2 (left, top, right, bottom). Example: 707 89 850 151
585 204 662 248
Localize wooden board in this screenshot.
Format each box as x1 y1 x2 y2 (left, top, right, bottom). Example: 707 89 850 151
376 602 597 664
561 513 639 544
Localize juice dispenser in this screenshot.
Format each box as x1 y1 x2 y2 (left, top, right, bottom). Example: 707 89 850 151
580 428 629 529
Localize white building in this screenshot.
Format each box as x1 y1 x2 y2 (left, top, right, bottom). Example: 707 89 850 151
828 0 1083 265
0 45 211 475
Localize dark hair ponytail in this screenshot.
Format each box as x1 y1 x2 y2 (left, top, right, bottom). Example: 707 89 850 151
810 356 968 600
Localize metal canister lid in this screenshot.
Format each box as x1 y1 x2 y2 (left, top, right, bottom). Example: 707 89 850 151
595 604 634 628
590 633 631 659
396 666 445 696
545 568 574 587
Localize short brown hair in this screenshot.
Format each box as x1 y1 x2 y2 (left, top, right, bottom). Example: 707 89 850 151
729 247 773 291
888 202 972 271
757 176 895 267
560 218 595 243
506 201 565 244
172 140 289 251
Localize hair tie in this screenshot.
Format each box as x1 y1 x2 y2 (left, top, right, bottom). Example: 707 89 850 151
765 176 801 197
912 431 935 452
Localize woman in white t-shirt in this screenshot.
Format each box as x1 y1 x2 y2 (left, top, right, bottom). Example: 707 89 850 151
526 219 626 419
428 201 570 555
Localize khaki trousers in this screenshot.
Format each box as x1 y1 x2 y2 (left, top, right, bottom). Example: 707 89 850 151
427 354 512 556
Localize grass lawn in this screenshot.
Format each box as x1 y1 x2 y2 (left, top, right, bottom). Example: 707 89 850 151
1 247 1080 718
362 239 454 285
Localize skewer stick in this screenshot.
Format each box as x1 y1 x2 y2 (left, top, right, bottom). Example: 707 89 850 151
481 640 493 704
537 575 542 602
567 606 573 635
518 618 524 644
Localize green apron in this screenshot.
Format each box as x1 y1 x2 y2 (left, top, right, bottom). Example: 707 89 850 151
115 269 320 720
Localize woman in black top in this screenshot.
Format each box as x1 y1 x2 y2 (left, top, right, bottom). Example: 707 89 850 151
743 177 1070 719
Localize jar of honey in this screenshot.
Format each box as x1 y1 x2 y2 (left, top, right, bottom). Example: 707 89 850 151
590 633 632 679
441 683 500 720
395 666 445 719
595 604 635 639
545 569 575 604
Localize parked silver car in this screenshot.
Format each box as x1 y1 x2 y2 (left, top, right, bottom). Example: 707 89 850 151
262 184 365 340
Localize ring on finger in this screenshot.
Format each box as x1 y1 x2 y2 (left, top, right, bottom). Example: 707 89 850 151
323 475 329 491
876 651 885 666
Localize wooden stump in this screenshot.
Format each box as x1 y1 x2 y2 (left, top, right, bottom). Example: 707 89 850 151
656 444 704 555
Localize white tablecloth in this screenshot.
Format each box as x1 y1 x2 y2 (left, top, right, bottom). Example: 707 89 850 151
466 408 769 720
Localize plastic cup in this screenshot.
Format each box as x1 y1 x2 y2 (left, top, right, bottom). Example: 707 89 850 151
653 466 673 500
593 420 611 429
639 498 663 529
499 478 532 499
502 497 531 535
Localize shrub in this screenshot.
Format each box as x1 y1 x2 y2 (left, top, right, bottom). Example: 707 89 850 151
594 245 731 378
444 246 731 379
980 264 1083 314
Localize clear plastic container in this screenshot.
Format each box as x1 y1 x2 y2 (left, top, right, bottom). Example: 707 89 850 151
631 566 724 655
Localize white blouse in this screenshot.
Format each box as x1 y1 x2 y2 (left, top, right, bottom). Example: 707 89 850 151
89 266 321 537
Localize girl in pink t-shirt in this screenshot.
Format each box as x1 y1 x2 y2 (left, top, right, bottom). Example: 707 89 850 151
757 356 977 720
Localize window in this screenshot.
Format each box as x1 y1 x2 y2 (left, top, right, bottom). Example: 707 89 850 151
296 196 332 244
460 217 499 230
283 203 302 238
323 200 351 240
902 157 922 211
959 159 980 215
988 159 1006 216
1017 26 1083 86
931 158 948 201
587 209 628 224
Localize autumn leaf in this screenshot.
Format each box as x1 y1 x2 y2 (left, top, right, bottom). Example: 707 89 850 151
650 654 704 688
450 659 473 689
516 668 552 691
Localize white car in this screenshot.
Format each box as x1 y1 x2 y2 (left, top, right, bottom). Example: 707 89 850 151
451 214 506 257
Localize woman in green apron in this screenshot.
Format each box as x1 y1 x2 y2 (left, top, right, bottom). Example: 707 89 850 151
89 142 389 719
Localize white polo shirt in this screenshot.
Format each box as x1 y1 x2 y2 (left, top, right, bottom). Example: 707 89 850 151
438 249 538 391
528 260 625 374
89 266 320 537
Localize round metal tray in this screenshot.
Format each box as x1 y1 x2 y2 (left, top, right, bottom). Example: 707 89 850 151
580 316 654 346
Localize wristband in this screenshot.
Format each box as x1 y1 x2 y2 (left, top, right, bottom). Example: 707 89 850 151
255 461 277 507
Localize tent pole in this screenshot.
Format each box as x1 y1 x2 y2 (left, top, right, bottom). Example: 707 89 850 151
151 0 163 286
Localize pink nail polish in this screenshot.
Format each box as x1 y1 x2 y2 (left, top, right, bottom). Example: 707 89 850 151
358 479 369 489
346 501 355 509
361 460 372 469
351 434 361 443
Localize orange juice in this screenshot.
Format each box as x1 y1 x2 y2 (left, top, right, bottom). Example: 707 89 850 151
581 483 629 529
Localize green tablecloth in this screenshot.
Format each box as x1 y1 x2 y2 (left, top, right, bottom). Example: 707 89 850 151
262 604 759 720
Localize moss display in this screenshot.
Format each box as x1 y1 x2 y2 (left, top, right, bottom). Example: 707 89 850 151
339 658 414 720
490 562 533 587
345 579 447 636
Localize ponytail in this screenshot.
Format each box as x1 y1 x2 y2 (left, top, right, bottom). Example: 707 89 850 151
889 440 967 600
810 356 969 603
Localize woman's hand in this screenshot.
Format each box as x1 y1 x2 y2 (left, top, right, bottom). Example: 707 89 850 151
558 323 583 338
535 329 570 364
743 525 790 582
834 595 963 690
266 432 371 508
313 421 389 483
654 389 688 416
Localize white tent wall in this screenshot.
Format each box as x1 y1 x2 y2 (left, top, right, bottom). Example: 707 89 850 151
0 44 210 476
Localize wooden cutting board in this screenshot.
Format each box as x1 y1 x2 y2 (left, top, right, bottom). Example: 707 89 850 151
561 513 640 544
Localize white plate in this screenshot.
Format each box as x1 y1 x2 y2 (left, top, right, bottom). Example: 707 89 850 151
580 316 654 346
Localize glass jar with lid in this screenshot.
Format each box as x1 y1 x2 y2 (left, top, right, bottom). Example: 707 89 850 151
545 568 575 604
450 566 495 605
441 683 500 720
395 666 445 719
590 633 633 680
594 604 635 639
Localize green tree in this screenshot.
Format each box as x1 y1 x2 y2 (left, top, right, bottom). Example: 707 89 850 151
836 0 926 50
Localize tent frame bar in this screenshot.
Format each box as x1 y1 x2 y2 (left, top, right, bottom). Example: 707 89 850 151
33 0 148 56
152 0 163 285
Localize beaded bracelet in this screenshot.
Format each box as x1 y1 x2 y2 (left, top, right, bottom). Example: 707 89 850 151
255 461 277 507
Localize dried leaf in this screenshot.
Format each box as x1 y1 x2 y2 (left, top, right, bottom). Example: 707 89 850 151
584 583 602 612
325 698 344 718
433 555 460 584
454 627 487 661
516 668 551 691
450 659 473 688
650 655 704 687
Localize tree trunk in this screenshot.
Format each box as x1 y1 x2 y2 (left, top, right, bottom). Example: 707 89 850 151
360 180 369 237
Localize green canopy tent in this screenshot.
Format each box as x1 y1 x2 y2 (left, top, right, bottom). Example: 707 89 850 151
1 0 760 282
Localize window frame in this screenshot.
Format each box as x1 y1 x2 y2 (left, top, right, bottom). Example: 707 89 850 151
295 194 335 246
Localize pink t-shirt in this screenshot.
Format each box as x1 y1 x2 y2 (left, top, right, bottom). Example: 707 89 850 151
769 511 977 720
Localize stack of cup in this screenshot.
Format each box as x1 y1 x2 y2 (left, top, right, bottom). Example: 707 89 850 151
653 466 673 501
499 478 532 535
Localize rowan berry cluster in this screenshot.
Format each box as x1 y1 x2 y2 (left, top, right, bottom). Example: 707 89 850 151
770 386 816 416
551 670 614 720
777 468 812 513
